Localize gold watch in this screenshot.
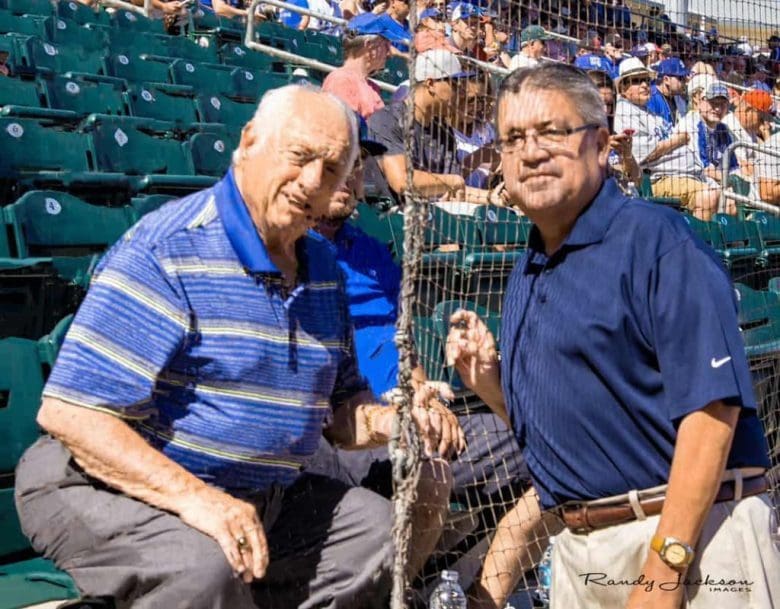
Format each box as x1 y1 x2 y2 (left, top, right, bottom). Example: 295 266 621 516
650 535 695 569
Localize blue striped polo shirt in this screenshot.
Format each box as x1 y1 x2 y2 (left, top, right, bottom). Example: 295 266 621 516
44 170 367 491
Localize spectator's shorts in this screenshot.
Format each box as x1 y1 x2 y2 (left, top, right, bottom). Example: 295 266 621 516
651 175 712 210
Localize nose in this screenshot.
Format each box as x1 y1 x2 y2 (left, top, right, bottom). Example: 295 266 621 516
298 158 325 195
518 133 550 164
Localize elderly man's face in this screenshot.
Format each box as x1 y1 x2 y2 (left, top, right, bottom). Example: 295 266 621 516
620 74 652 105
236 96 353 237
498 88 609 218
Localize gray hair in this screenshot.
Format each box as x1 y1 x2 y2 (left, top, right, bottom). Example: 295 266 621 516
342 33 381 58
496 64 608 137
232 84 359 170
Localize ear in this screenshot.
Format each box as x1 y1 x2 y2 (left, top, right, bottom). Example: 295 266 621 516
237 120 257 160
595 126 611 169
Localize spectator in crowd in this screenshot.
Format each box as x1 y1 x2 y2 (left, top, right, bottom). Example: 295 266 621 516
385 0 411 50
451 63 778 609
607 0 632 34
614 58 718 219
574 37 615 77
723 71 746 107
647 57 689 125
746 65 772 93
508 25 551 71
673 80 736 212
414 8 461 54
13 85 450 609
200 0 254 19
303 0 344 33
723 89 775 179
322 13 410 118
367 49 491 203
769 33 780 64
278 0 311 30
736 35 753 57
602 32 625 76
448 76 498 188
446 2 484 57
630 42 650 65
588 70 641 192
757 129 780 204
719 55 736 79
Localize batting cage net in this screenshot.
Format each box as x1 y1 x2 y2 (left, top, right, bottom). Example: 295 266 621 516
365 1 780 607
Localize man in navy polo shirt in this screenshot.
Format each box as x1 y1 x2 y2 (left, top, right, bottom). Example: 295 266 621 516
446 64 779 609
15 86 451 609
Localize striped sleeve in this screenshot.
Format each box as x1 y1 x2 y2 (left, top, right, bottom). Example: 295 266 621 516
44 241 188 419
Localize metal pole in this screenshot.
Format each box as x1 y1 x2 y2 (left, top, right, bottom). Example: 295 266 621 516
249 0 348 26
720 141 780 214
245 0 398 93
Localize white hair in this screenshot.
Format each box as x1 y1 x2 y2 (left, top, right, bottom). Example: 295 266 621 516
231 84 359 170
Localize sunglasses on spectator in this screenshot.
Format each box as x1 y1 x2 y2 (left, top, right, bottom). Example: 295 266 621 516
625 76 651 86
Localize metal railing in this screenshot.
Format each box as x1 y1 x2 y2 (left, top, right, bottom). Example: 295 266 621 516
253 0 347 27
245 0 398 93
721 141 780 214
97 0 152 17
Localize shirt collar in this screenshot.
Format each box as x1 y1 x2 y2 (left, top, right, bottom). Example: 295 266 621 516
214 169 281 274
527 178 627 254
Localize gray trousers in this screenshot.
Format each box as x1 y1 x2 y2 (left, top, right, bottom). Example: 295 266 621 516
15 436 393 609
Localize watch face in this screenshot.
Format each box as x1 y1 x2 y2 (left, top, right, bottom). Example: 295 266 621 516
664 543 688 566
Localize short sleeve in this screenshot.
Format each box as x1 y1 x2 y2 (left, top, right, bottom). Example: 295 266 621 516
322 71 362 115
647 237 757 421
44 240 188 419
367 106 405 157
756 135 780 181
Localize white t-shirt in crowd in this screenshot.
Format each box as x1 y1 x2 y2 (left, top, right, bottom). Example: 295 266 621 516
757 131 780 181
722 112 759 167
508 53 540 71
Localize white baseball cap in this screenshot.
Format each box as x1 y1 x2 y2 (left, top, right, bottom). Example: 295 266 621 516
414 49 474 81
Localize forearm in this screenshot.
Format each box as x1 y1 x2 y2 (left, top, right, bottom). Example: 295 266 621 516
325 390 391 449
213 0 247 18
37 397 211 516
643 132 687 165
471 486 553 609
759 178 780 204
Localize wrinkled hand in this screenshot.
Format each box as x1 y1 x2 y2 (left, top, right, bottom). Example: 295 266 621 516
445 309 499 391
178 486 268 583
411 382 467 458
371 1 387 13
609 133 633 156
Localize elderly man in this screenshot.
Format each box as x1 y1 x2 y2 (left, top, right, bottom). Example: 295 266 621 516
322 13 410 118
445 64 778 609
14 85 449 609
614 58 719 219
367 49 492 203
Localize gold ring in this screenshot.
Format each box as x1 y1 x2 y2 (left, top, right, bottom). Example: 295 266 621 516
237 536 249 551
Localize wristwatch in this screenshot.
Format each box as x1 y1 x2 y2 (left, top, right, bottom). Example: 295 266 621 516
650 535 695 569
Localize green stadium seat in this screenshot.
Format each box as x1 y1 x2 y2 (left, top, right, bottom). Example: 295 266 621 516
4 190 135 258
0 557 79 608
85 116 216 191
0 0 53 16
349 202 395 251
45 17 108 52
0 76 44 114
104 52 173 84
413 314 447 383
0 257 86 341
110 7 166 34
473 205 532 249
129 193 176 221
374 55 408 86
748 212 780 268
734 283 780 357
0 337 44 474
196 92 255 127
38 313 73 369
188 8 245 40
42 74 126 117
187 131 235 177
126 82 199 125
56 0 110 26
298 41 342 65
711 213 761 282
0 117 94 186
221 43 278 72
16 36 103 76
0 10 48 38
170 58 236 93
107 28 219 64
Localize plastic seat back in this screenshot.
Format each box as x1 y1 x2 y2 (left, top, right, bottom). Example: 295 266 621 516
188 131 234 177
0 117 91 176
126 83 199 125
196 93 255 127
43 75 125 117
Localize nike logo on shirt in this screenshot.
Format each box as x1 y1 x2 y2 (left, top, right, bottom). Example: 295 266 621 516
711 356 732 368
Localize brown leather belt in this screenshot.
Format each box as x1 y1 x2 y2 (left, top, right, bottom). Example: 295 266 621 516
558 475 768 534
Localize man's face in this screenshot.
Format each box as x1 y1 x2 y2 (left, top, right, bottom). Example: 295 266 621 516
598 86 615 115
663 74 684 95
698 96 729 126
390 0 410 20
452 18 479 49
452 78 485 124
323 150 365 222
527 39 546 58
498 88 609 218
735 58 747 73
236 97 353 238
739 103 767 131
365 37 390 72
620 74 652 105
604 43 622 60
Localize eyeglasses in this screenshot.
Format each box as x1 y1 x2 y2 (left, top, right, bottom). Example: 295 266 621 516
624 76 651 86
497 124 601 153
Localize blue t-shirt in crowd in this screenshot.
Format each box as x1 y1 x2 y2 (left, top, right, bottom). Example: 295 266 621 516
647 84 687 125
500 178 769 509
279 0 308 28
45 171 367 491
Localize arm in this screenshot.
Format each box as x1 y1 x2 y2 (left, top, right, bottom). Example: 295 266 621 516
211 0 248 18
37 397 268 582
626 400 738 608
642 131 688 166
758 178 780 205
470 487 562 609
379 153 466 198
298 14 310 29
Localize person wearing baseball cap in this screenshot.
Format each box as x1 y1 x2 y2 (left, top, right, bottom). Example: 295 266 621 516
366 49 490 203
508 24 551 70
723 89 776 181
414 7 461 54
446 1 483 56
647 57 689 125
322 13 411 119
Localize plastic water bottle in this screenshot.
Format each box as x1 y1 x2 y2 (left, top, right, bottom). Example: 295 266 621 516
429 570 467 609
534 537 555 606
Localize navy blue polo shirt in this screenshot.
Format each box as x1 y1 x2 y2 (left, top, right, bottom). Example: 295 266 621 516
500 178 769 510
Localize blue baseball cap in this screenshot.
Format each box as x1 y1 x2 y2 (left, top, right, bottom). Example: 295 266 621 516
419 8 443 20
449 2 483 21
574 54 613 74
347 13 411 45
656 57 688 78
702 81 729 100
631 44 649 58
